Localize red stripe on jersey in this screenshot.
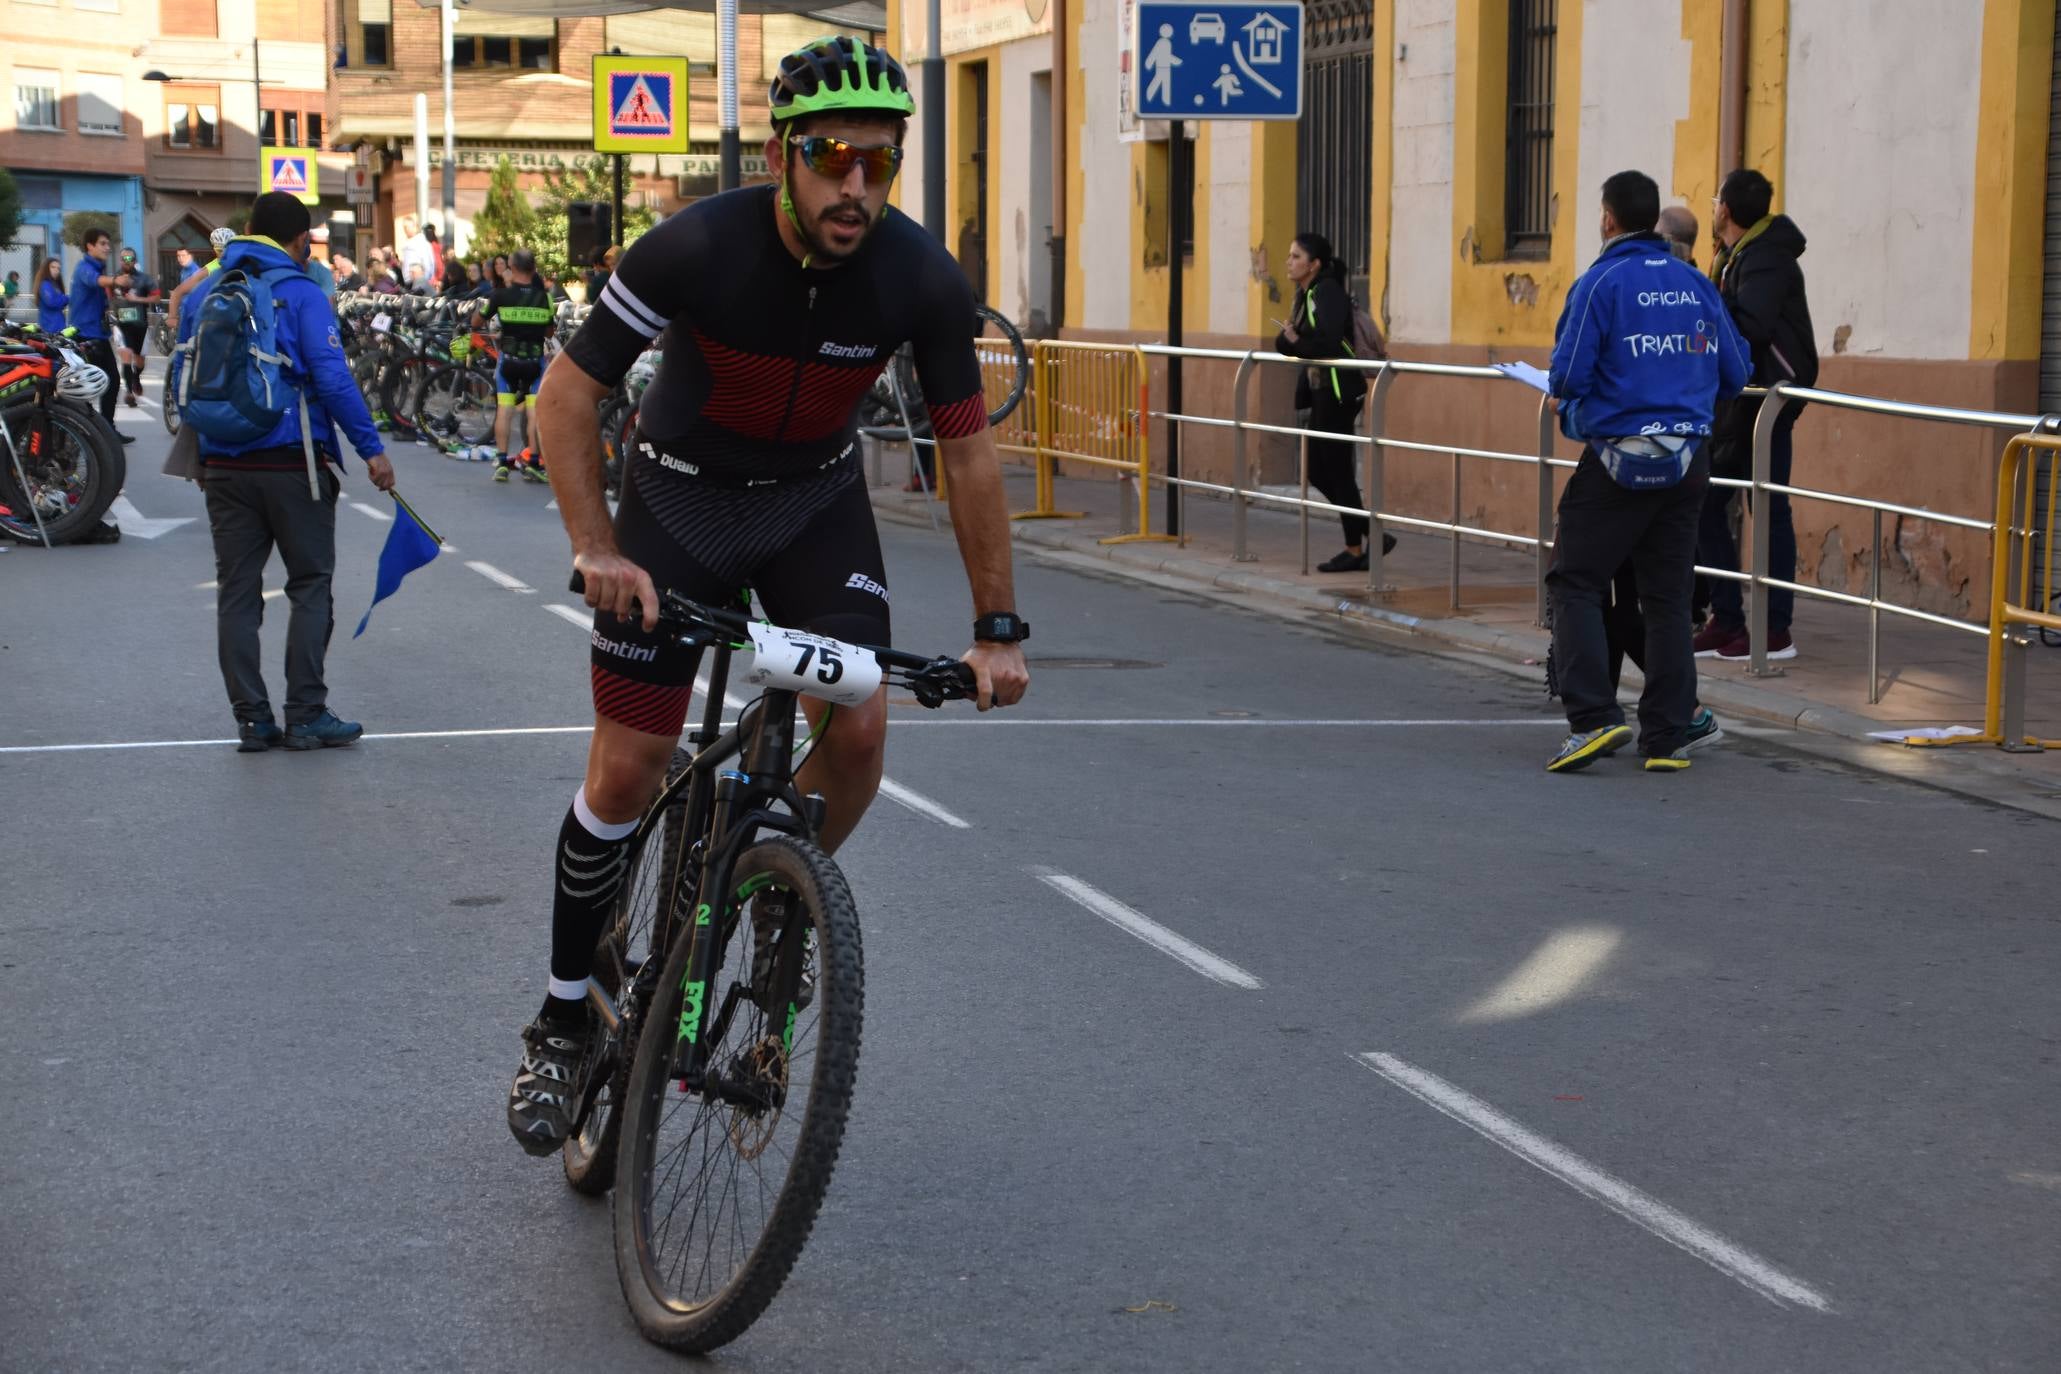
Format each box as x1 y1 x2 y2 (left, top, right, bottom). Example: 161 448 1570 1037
927 393 989 439
785 359 889 440
692 328 796 439
591 665 692 737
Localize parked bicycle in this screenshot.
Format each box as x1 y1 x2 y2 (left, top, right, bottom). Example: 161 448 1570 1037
0 323 126 546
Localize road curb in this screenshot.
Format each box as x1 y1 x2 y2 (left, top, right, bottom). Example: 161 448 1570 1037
869 487 2061 822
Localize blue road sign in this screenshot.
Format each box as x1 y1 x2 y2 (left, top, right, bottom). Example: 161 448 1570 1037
1134 0 1303 121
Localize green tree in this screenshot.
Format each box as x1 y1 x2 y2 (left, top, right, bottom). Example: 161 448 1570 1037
0 168 23 256
469 156 537 265
527 155 656 286
62 210 121 251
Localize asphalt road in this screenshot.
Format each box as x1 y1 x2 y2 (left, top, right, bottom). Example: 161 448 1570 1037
3 389 2057 1372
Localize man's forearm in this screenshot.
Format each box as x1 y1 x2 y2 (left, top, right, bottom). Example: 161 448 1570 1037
536 356 616 556
938 432 1017 614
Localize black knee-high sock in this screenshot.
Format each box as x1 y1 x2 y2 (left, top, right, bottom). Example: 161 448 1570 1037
121 361 139 393
549 794 637 996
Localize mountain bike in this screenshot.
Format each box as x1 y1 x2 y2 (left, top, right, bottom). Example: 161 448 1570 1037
856 301 1029 440
0 325 126 545
558 573 977 1352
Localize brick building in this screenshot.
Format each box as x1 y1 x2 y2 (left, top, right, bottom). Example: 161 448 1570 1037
0 0 155 292
328 2 884 271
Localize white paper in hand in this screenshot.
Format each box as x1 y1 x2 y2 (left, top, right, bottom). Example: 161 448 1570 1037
1493 361 1552 393
743 623 883 707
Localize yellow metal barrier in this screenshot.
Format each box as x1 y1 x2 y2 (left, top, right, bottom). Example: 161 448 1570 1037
917 336 1038 504
1014 339 1174 544
1980 431 2061 749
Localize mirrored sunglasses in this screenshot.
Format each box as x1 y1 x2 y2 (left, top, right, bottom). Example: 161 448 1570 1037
789 135 903 185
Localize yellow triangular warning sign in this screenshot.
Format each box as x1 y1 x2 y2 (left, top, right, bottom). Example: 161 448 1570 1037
611 75 670 129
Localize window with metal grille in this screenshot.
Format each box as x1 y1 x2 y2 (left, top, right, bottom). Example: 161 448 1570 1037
1504 0 1556 258
1296 0 1373 300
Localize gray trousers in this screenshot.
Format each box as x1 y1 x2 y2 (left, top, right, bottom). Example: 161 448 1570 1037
203 465 339 725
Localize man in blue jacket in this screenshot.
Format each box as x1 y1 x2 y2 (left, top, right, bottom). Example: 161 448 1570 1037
68 227 133 439
199 192 395 753
1544 170 1749 774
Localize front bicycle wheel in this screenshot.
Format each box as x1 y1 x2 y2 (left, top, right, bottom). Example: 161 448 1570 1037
612 835 863 1353
563 750 693 1196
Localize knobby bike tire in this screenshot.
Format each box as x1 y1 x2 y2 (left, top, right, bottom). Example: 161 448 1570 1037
563 749 694 1196
612 835 864 1353
350 351 385 420
0 400 126 545
161 363 182 436
857 303 1029 441
424 365 496 445
381 359 430 439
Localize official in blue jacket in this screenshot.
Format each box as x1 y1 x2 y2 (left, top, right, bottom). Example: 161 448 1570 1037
198 192 394 754
1542 170 1749 774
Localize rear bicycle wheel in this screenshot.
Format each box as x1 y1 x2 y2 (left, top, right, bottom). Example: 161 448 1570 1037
382 359 430 440
563 750 694 1196
612 835 863 1353
425 365 496 445
974 302 1029 428
0 400 125 545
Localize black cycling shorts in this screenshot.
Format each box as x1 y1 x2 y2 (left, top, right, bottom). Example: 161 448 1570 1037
117 321 147 354
588 440 891 737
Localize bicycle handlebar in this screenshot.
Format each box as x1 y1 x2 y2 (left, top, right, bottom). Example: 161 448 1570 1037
568 572 979 707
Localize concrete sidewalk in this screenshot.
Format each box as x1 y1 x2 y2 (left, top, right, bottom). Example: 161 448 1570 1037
868 460 2061 819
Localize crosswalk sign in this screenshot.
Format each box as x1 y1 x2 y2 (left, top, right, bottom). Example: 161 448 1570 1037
261 147 320 205
592 55 689 154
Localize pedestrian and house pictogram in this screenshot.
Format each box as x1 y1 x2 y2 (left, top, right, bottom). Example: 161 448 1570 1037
261 147 320 205
1133 0 1303 119
591 54 691 155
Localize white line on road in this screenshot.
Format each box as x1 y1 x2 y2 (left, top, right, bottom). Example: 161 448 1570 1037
349 501 393 522
109 495 196 540
465 560 534 593
883 718 1563 727
543 603 592 629
1350 1053 1835 1314
1034 870 1263 990
0 725 596 755
876 778 971 828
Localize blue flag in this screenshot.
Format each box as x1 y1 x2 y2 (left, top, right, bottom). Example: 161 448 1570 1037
354 491 443 638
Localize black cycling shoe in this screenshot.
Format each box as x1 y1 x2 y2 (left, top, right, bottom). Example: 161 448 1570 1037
1317 547 1370 574
507 1010 592 1157
237 718 284 753
749 891 814 1012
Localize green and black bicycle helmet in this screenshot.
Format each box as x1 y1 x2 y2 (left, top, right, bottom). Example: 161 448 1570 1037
768 36 915 126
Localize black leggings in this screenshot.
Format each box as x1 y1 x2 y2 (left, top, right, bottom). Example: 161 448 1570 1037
77 337 120 423
1305 390 1369 547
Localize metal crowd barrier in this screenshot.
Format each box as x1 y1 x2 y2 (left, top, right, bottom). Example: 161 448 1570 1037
1984 431 2061 749
1012 340 1173 545
1122 347 2057 736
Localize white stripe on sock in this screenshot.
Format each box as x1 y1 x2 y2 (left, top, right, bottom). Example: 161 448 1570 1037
571 786 640 841
547 976 591 1002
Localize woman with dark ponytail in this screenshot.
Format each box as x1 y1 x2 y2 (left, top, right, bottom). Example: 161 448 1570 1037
1274 231 1392 571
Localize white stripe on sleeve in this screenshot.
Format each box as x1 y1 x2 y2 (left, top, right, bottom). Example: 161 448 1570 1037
600 277 668 339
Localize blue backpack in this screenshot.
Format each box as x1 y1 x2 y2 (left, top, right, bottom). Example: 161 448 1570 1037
180 264 307 447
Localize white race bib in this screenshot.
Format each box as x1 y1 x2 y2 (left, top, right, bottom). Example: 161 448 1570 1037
742 624 883 707
371 312 393 334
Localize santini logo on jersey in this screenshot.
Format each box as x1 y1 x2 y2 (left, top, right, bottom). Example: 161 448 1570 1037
819 341 878 360
591 630 659 663
845 572 889 602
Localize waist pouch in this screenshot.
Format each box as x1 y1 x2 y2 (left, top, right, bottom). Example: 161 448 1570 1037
1596 434 1697 490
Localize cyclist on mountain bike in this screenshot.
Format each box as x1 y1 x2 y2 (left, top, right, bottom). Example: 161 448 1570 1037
477 246 553 482
505 37 1031 1154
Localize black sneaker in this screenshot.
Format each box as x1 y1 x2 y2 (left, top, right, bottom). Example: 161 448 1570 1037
1683 707 1725 752
237 718 284 753
1316 547 1370 574
284 709 364 750
749 891 814 1012
507 1011 591 1157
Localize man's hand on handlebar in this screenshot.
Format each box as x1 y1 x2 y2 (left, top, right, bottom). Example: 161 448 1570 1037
573 550 661 632
962 641 1029 712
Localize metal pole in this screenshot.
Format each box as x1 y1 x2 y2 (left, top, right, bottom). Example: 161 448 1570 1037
1366 363 1394 599
611 155 625 262
441 0 457 247
1534 392 1555 625
413 93 431 259
1230 351 1257 560
1747 383 1786 676
922 0 945 239
253 39 263 191
718 0 741 190
1298 433 1310 574
1449 450 1461 610
1165 121 1184 538
1868 508 1882 704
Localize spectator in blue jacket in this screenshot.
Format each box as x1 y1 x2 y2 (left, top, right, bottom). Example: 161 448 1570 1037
199 192 394 754
1543 170 1749 775
36 258 68 332
69 228 132 437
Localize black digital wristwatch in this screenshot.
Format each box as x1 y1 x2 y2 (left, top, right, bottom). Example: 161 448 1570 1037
973 612 1029 644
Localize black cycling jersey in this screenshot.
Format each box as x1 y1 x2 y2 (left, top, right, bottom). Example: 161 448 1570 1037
483 280 554 358
564 185 989 481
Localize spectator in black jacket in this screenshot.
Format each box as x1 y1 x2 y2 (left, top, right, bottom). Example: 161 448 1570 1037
1693 168 1818 661
1274 232 1392 573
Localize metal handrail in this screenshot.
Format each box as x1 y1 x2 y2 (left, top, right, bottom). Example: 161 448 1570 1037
1113 346 2048 709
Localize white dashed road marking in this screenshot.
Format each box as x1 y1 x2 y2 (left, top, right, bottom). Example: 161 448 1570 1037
1351 1053 1835 1313
1033 870 1263 990
876 778 971 828
349 501 393 522
543 603 592 629
465 560 533 593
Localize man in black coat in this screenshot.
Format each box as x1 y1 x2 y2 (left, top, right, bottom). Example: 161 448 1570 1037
1693 168 1817 661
